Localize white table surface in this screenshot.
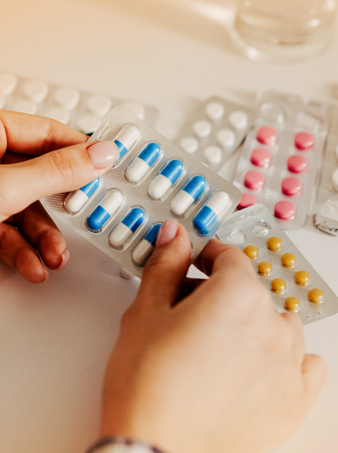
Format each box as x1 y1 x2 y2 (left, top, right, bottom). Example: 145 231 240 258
1 1 338 452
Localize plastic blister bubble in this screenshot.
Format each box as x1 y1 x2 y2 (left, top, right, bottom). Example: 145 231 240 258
217 205 338 325
0 70 158 133
43 107 241 278
233 91 329 230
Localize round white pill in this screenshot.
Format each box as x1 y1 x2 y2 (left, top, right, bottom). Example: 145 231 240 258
0 73 17 95
205 102 224 120
229 110 248 130
203 146 222 164
216 129 235 147
120 102 145 120
77 114 101 134
54 88 80 110
193 120 212 138
87 94 112 117
23 80 49 103
180 137 198 154
12 99 37 115
0 93 6 109
45 107 70 125
332 168 338 192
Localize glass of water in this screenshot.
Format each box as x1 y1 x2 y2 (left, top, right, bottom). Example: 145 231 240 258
231 0 337 62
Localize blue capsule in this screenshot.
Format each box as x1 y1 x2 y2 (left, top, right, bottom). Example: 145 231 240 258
171 176 207 216
125 143 161 183
114 125 140 160
148 160 184 200
193 191 231 235
131 224 162 267
64 178 100 214
86 189 124 232
109 208 145 249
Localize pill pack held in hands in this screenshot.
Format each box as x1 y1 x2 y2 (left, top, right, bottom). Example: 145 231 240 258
43 106 241 278
217 204 338 325
0 71 158 134
314 105 338 235
174 96 256 171
233 91 329 230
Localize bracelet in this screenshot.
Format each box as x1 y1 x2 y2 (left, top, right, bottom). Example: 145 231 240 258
86 436 165 453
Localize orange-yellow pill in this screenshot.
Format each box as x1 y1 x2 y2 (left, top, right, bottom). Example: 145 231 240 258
258 261 272 276
295 271 310 286
271 278 286 294
267 236 282 252
281 253 296 269
243 245 258 260
308 288 324 304
284 297 300 313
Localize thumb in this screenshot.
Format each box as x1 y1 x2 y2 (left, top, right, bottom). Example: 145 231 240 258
136 220 192 309
0 141 119 222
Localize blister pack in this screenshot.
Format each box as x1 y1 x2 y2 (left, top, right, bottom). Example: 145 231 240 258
314 105 338 235
233 91 329 230
217 205 338 325
43 107 241 278
174 96 256 171
0 71 158 134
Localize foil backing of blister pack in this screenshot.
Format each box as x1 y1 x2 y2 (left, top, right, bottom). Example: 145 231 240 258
217 205 338 325
233 91 329 230
0 71 158 133
314 105 338 235
43 107 241 278
174 96 256 172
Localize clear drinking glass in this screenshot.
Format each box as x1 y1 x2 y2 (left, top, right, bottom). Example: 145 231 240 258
231 0 337 62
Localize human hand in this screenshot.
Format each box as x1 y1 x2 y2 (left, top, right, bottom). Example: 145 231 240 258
101 220 327 453
0 111 119 283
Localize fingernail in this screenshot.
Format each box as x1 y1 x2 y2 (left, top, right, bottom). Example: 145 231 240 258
42 268 49 282
87 141 120 169
156 220 179 247
56 249 70 271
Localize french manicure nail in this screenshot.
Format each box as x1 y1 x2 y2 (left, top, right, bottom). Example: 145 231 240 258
156 220 179 247
87 141 120 169
56 249 70 271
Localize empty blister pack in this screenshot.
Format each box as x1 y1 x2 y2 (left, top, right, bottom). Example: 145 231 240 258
217 205 338 325
233 91 329 230
174 96 256 171
314 105 338 235
0 71 158 134
43 106 241 278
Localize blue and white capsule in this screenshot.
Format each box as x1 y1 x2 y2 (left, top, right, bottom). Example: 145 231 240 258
86 189 124 232
125 143 161 183
193 191 231 235
131 224 161 267
148 160 184 200
64 178 100 214
109 208 145 249
171 176 207 216
114 125 140 161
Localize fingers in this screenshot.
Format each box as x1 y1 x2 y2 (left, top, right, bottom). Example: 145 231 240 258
0 110 87 158
0 140 120 222
280 312 306 360
302 354 327 409
0 222 48 283
13 201 69 270
194 238 254 278
136 220 192 309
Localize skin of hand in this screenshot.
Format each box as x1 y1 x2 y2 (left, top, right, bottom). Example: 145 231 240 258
101 219 327 453
0 110 120 283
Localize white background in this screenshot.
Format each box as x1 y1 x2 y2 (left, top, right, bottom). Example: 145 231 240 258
0 1 338 452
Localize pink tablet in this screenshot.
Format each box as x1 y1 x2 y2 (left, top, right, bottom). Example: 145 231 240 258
281 177 302 196
295 132 314 150
256 126 277 146
274 201 295 220
244 171 265 190
237 193 257 210
250 148 272 168
287 155 307 174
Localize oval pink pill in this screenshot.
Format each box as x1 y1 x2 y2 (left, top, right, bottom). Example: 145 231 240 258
257 126 277 146
274 201 296 220
244 171 265 190
238 193 257 210
295 132 315 150
251 148 271 168
281 177 302 196
287 155 307 173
